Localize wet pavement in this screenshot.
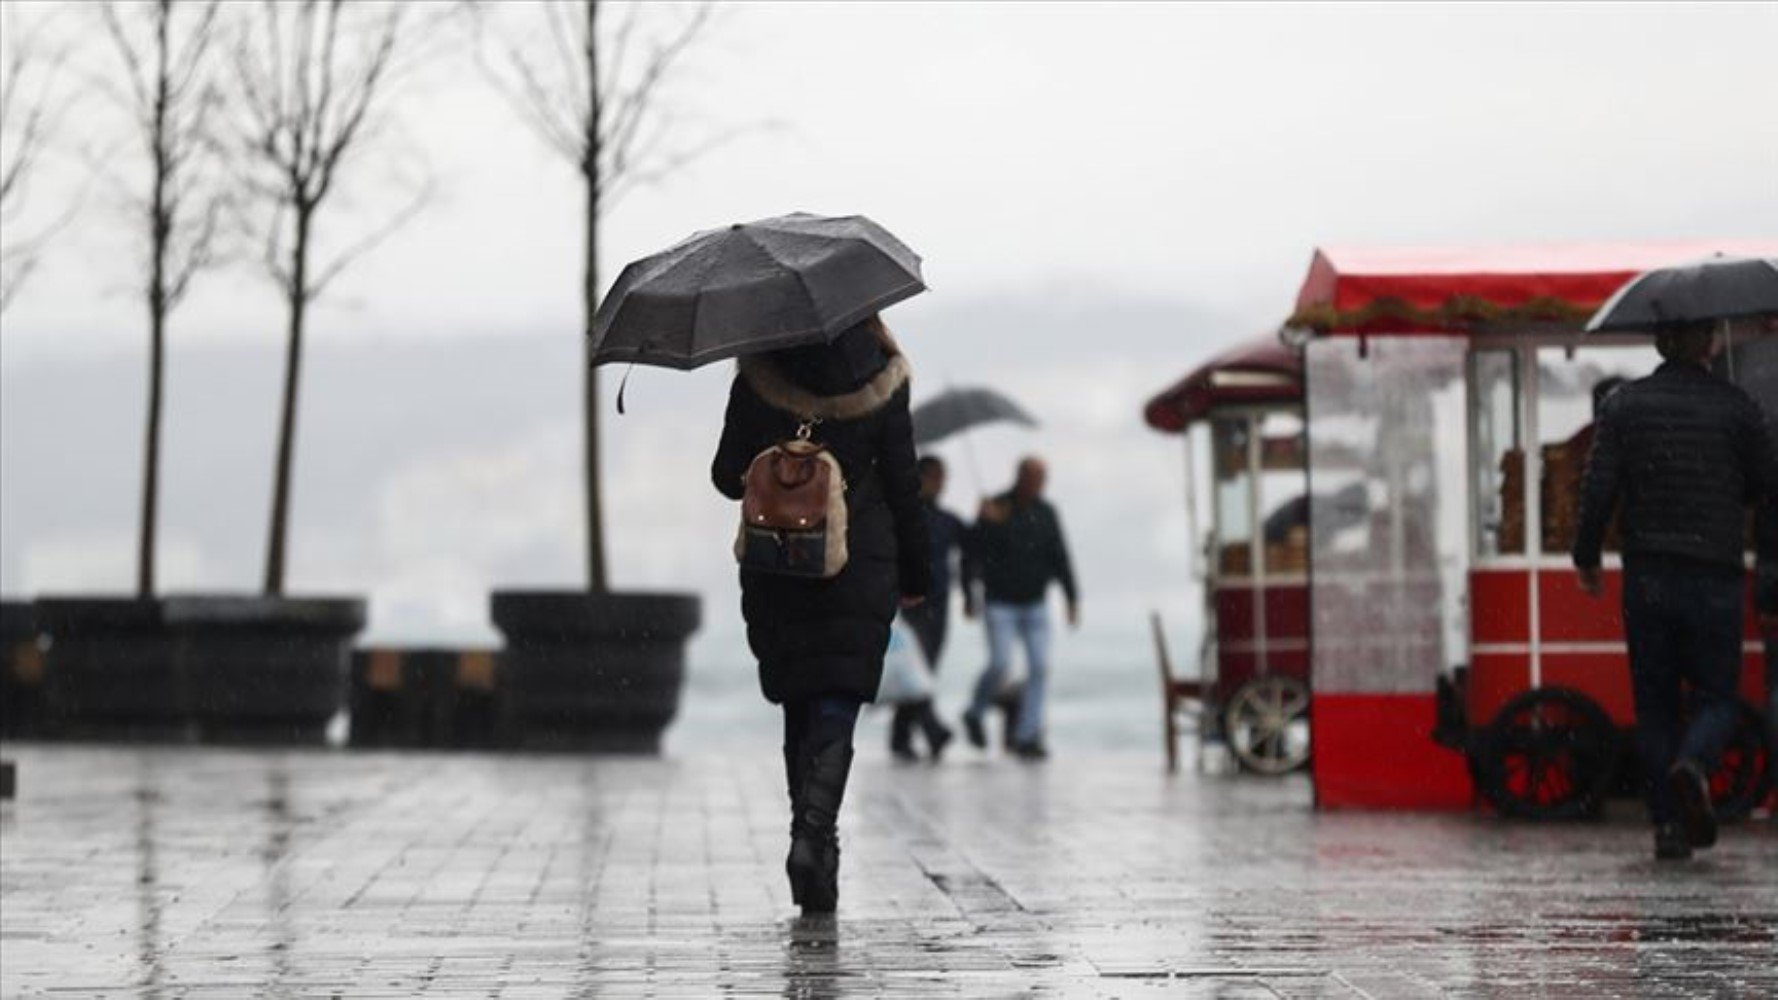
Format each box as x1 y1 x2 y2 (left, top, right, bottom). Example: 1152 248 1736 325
1 744 1774 998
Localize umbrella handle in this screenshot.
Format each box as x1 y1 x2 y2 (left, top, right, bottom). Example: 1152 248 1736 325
961 427 986 500
615 365 635 416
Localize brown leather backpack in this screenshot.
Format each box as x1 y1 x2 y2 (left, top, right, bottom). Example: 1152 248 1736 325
735 423 849 578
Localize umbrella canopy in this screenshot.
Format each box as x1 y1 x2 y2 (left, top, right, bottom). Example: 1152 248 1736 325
589 212 925 370
1586 254 1778 332
1289 240 1778 336
911 387 1037 445
1143 334 1303 434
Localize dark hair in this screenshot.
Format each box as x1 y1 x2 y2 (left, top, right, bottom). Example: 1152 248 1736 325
1654 322 1715 364
916 456 945 477
768 315 890 394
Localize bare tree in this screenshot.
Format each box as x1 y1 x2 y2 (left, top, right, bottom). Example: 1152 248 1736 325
96 0 228 598
230 0 431 597
475 0 725 593
0 4 73 315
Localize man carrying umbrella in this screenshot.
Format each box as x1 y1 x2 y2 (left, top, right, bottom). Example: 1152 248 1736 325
1573 321 1778 860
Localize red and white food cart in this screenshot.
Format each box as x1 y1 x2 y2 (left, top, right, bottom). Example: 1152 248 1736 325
1287 241 1776 814
1145 337 1311 773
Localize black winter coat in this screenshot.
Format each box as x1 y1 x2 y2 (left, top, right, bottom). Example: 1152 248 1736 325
973 491 1078 606
711 344 932 705
1574 361 1778 578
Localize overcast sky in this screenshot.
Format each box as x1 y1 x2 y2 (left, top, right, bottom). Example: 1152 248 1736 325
3 2 1776 708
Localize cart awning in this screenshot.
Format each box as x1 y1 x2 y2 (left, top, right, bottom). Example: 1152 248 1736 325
1144 334 1303 433
1290 240 1778 336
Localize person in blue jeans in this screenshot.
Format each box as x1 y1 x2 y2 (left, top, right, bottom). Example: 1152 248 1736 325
962 457 1080 760
1573 323 1778 860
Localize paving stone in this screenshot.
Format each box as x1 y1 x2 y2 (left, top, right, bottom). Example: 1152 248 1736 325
1 744 1775 997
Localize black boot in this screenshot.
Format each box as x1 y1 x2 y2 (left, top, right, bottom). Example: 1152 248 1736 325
889 707 919 762
1668 761 1718 849
916 701 954 761
1654 822 1692 861
787 740 853 914
783 745 806 907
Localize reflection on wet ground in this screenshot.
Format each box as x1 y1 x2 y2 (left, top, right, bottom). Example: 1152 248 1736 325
1 745 1774 997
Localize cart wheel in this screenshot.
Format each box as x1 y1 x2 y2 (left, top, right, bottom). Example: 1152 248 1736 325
1707 703 1769 823
1224 676 1311 775
1471 688 1618 821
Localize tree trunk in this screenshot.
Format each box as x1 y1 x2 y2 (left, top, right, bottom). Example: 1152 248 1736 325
264 209 310 597
139 281 165 597
137 0 174 599
582 0 606 593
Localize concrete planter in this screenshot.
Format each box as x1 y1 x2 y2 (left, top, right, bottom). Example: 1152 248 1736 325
36 595 365 743
490 590 700 753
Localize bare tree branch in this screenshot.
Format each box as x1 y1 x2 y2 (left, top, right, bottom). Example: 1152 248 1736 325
598 3 711 191
89 0 231 594
0 3 77 314
227 0 433 595
307 173 433 300
464 0 750 591
95 0 230 311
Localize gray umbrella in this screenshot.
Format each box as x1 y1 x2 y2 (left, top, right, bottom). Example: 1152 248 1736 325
912 387 1038 445
589 213 925 370
1586 254 1778 332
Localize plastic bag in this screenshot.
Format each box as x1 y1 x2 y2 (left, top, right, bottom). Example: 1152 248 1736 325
876 619 934 705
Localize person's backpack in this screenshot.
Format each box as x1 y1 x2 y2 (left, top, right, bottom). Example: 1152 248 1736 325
735 421 849 578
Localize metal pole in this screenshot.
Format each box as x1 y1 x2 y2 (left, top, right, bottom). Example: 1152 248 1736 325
1523 340 1543 690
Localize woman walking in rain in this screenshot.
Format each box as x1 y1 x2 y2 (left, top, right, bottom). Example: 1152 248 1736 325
711 315 931 914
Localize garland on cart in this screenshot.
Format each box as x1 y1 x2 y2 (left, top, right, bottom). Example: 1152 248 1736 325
1287 294 1598 334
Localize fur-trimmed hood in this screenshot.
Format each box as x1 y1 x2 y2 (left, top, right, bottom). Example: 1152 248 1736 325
738 338 911 422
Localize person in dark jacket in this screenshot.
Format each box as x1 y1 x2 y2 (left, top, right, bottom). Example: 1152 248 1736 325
1573 323 1778 859
961 457 1079 760
710 316 931 913
888 456 975 762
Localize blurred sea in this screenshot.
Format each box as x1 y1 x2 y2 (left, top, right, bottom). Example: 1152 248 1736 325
663 622 1173 757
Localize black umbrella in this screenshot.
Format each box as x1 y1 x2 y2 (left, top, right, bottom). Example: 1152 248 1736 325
1586 254 1778 332
589 212 925 370
911 387 1038 445
911 386 1039 496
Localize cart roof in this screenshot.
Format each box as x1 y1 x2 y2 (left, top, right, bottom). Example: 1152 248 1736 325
1144 334 1303 433
1290 240 1778 336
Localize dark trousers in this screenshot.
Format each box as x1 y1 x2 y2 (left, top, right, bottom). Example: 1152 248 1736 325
786 696 862 754
891 603 949 753
1621 570 1745 826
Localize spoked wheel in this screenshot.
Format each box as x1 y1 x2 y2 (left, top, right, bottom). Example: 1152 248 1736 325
1708 703 1769 823
1224 676 1311 775
1471 688 1619 821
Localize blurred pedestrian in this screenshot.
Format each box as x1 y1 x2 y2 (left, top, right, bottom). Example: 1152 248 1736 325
711 316 931 914
962 457 1080 760
1573 322 1778 860
888 456 974 762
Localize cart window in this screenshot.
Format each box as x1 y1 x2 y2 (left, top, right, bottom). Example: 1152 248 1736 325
1306 336 1467 692
1211 417 1255 577
1536 343 1661 555
1470 349 1522 558
1256 410 1308 575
